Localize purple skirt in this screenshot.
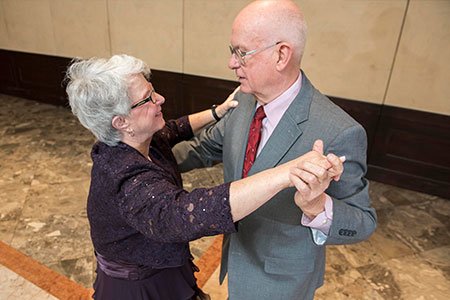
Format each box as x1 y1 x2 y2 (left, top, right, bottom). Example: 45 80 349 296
92 260 201 300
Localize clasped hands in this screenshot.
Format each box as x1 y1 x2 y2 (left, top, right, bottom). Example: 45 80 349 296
289 140 345 219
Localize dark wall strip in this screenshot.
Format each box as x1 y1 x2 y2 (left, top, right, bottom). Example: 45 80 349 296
1 49 448 199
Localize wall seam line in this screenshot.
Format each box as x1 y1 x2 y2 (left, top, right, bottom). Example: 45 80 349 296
182 0 185 75
106 0 113 55
382 0 410 105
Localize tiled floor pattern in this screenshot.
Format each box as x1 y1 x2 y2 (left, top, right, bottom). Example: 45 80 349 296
0 94 449 299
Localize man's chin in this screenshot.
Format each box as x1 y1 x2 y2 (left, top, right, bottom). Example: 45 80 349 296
238 85 251 94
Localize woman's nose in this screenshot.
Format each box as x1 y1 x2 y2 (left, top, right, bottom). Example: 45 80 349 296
154 92 165 105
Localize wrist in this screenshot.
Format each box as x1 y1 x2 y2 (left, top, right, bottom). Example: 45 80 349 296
211 104 221 121
303 193 327 219
278 163 293 189
268 166 291 191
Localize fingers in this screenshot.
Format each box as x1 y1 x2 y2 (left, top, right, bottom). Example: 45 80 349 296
289 164 332 212
312 139 324 154
230 85 240 98
290 162 332 191
220 100 238 116
298 161 328 183
289 170 308 191
224 86 240 102
326 153 345 181
300 150 331 169
292 140 346 183
228 100 239 108
310 139 346 182
217 86 241 117
290 168 329 219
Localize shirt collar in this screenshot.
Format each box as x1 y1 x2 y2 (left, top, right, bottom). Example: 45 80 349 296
257 72 302 128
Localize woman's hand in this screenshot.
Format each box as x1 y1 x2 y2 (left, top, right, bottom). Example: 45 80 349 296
215 86 240 118
292 140 345 181
288 140 346 218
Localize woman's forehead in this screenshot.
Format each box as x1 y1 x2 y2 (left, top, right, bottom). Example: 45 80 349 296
128 74 152 99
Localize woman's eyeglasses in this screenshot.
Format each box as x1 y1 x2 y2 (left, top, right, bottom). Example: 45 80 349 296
131 89 156 109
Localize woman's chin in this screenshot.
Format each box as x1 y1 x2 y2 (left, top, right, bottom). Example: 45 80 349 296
159 117 165 128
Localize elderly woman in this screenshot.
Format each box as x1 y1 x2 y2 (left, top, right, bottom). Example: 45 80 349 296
65 54 342 300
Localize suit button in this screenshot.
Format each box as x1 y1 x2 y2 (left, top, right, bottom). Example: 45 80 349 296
339 229 356 236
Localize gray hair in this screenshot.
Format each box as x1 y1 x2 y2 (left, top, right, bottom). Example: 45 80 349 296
65 54 150 146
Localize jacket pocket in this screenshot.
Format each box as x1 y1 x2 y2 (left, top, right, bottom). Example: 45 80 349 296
264 256 314 275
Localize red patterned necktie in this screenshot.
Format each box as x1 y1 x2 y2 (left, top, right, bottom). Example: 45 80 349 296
242 106 266 178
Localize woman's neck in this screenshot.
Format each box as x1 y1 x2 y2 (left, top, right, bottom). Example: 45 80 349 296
122 136 152 160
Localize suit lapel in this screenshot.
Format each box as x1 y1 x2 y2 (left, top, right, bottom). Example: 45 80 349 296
232 95 257 180
248 74 314 175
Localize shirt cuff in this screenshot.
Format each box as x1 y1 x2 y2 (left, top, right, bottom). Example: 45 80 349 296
301 194 333 235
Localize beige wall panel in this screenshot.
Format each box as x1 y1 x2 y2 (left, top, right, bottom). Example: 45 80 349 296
0 0 56 55
0 2 8 48
385 0 450 115
50 0 110 59
108 0 183 72
184 0 251 80
298 0 407 104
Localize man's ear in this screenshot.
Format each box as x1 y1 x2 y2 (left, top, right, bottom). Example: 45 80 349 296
276 43 293 71
111 115 128 131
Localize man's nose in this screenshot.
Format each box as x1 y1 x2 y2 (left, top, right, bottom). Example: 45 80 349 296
228 54 240 70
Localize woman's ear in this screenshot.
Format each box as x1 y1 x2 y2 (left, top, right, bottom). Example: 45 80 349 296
111 115 128 131
276 43 293 71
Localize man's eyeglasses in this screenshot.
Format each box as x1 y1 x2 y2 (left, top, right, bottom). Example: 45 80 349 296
229 41 281 66
131 89 156 109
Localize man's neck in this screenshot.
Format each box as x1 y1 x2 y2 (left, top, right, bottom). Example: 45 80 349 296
256 70 301 105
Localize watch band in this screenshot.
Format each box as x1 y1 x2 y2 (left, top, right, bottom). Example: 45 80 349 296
211 104 221 121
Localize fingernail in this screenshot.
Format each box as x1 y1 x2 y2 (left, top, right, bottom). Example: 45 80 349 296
339 156 346 162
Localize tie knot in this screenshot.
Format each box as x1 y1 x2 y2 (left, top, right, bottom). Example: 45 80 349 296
254 106 266 121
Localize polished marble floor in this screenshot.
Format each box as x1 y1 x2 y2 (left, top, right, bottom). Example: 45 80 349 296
0 94 449 299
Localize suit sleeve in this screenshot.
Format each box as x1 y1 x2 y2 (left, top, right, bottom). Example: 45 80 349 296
324 124 377 245
172 109 230 172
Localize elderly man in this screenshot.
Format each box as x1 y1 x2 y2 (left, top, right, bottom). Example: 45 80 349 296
174 0 377 299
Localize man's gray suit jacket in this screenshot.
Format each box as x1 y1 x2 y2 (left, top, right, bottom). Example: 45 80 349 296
174 73 377 300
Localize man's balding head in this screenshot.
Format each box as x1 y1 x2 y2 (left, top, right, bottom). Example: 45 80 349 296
233 0 307 65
